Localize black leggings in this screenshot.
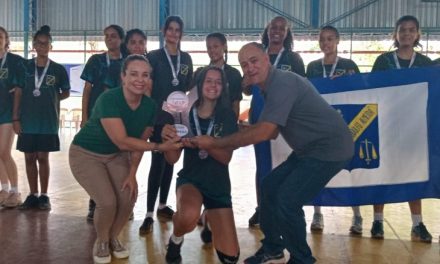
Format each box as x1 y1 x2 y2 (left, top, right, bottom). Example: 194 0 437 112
146 152 173 212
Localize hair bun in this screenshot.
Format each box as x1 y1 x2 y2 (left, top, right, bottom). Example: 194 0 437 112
40 25 51 33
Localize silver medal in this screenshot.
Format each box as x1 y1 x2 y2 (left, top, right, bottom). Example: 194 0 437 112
33 89 41 97
172 78 179 86
198 150 208 159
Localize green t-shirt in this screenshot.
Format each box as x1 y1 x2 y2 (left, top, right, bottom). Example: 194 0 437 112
0 52 25 124
147 48 193 106
306 57 360 79
269 49 305 76
80 53 124 117
177 106 238 203
19 59 70 134
73 87 157 154
372 51 432 71
193 64 243 105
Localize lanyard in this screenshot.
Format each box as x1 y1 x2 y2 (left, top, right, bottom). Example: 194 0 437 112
393 51 416 69
192 107 215 137
321 56 339 78
34 58 51 92
106 52 122 67
0 52 7 69
267 47 284 67
164 46 181 86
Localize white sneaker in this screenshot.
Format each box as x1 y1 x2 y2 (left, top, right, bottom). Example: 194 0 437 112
110 238 129 259
3 192 22 208
0 190 9 205
93 240 111 264
349 216 363 234
311 213 324 231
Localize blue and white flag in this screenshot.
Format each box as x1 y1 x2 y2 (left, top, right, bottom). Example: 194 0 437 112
273 67 440 206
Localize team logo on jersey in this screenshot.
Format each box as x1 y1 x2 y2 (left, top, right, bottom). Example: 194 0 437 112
279 64 291 71
180 64 189 76
0 68 8 79
46 75 56 86
213 123 223 138
334 104 380 170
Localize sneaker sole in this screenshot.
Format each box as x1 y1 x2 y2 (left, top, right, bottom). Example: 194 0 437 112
371 234 384 239
411 235 432 243
93 255 111 264
349 227 363 235
112 250 129 259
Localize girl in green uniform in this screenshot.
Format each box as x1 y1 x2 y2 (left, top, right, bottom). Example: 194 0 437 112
139 16 193 235
306 25 363 235
13 25 70 210
306 25 360 79
80 24 125 221
369 15 433 243
162 66 239 264
69 55 181 264
0 27 24 208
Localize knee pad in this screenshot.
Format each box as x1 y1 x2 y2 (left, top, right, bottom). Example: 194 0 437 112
216 249 239 264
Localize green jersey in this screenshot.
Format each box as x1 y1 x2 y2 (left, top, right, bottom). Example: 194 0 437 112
147 48 193 106
0 52 25 124
177 106 238 203
73 87 157 154
306 57 360 79
372 51 432 71
81 53 123 117
19 59 70 134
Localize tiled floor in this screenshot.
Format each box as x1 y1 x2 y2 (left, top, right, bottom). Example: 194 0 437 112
0 130 439 263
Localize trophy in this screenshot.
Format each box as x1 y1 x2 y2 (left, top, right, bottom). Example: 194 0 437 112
163 91 192 137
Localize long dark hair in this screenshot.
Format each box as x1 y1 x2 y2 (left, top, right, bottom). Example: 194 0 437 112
0 26 10 50
261 16 293 51
124 28 147 56
104 24 126 54
206 32 228 64
393 15 421 48
194 66 230 114
163 15 184 49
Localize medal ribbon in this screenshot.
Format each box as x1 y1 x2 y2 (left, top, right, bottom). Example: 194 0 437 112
34 58 51 93
322 56 339 78
164 46 181 83
393 51 416 69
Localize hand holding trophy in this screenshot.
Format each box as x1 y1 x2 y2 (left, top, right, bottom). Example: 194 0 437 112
163 91 192 137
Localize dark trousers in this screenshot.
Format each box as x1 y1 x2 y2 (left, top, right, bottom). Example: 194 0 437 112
146 152 173 212
260 153 349 264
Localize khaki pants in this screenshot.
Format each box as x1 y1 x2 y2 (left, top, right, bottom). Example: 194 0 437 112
69 144 135 241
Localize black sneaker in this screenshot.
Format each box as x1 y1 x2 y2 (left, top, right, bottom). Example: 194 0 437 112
139 217 154 235
18 194 39 210
157 206 174 220
244 247 285 264
38 195 51 210
165 237 183 264
248 208 260 227
87 199 96 222
200 223 212 244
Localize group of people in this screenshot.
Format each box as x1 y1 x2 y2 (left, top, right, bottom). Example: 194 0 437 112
1 13 439 264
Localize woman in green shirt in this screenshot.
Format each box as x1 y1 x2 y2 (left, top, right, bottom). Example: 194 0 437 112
69 55 181 264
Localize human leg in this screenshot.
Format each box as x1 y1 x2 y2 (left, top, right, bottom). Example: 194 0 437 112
349 206 363 234
207 208 239 257
371 204 385 239
166 184 203 263
311 206 324 231
157 161 175 218
409 199 432 243
275 156 347 264
0 124 20 207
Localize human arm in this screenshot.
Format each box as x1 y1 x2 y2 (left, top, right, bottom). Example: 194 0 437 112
121 127 152 202
161 124 183 164
12 87 22 134
81 81 92 127
192 121 278 150
59 90 70 100
101 118 182 152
